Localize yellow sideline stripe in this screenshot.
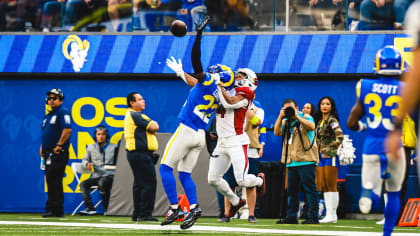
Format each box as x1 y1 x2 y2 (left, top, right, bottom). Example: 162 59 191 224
161 124 182 163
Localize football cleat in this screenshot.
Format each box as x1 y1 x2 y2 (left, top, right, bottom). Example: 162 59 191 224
161 206 184 226
226 199 246 218
180 206 202 230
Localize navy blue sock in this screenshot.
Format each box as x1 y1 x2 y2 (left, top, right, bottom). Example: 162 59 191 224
159 164 178 205
179 171 197 205
383 191 400 236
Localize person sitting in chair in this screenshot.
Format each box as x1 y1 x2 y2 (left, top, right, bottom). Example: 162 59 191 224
80 125 118 215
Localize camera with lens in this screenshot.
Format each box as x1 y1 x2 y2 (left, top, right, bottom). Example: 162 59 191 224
284 107 295 119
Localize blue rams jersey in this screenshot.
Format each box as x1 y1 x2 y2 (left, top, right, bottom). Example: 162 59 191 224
178 72 219 131
357 77 403 154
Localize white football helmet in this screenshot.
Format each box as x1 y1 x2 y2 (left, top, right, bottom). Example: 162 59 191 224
235 68 258 91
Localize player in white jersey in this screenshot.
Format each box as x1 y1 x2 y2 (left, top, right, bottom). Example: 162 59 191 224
207 72 265 219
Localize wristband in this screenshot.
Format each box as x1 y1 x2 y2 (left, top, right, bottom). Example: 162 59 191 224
56 143 63 147
357 121 367 132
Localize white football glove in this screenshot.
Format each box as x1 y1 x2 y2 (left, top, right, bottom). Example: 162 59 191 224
166 56 186 83
213 73 221 85
337 135 356 166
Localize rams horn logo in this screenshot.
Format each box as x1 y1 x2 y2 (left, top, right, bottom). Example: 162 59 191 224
62 35 90 72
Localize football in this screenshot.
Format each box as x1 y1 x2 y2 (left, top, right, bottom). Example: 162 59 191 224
170 20 187 37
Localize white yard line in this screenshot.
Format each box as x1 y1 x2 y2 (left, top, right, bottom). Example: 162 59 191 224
0 221 418 236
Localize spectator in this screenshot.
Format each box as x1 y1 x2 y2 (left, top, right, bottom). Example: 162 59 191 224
79 125 118 215
314 96 343 224
274 98 319 225
347 0 362 30
358 0 413 30
40 88 72 217
107 0 130 31
179 0 206 27
64 0 107 29
41 0 65 32
124 92 159 222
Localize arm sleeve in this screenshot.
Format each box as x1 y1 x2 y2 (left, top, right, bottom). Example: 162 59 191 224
191 27 204 74
218 87 248 109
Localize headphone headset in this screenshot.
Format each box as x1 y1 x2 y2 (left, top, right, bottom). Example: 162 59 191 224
93 125 110 141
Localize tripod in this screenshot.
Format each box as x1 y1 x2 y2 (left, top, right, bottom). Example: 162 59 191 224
277 119 291 223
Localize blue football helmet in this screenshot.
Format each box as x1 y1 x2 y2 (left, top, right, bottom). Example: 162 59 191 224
207 64 235 90
375 46 403 76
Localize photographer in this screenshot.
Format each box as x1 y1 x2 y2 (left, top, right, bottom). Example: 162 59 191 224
274 99 319 224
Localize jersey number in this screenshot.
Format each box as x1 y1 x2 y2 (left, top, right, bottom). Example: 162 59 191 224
193 95 218 124
364 93 402 130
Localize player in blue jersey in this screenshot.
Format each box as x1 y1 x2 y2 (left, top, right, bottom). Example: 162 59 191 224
160 16 235 230
347 46 406 236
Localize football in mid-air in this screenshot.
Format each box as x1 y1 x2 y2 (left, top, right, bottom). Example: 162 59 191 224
170 20 187 37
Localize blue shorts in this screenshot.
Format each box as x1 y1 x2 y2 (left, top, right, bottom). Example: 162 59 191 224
223 158 259 187
318 154 339 167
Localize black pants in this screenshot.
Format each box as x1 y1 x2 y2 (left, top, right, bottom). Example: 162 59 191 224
44 151 69 216
80 175 113 211
126 150 157 219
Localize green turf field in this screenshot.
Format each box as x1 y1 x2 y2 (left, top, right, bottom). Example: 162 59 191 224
0 213 418 235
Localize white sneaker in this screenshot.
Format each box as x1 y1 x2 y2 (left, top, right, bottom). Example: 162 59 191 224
80 209 97 215
359 197 372 214
376 218 385 225
319 215 337 223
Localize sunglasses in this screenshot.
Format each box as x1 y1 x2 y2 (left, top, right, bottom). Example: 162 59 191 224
47 96 58 101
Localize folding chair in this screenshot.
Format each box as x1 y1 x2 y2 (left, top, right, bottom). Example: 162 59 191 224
71 162 102 216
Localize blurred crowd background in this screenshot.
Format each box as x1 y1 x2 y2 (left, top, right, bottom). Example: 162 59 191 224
0 0 414 32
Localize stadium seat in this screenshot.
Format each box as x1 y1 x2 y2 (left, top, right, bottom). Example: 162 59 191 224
71 162 102 216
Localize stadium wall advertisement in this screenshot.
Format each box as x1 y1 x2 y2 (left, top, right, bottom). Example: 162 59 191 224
0 33 413 73
0 33 416 214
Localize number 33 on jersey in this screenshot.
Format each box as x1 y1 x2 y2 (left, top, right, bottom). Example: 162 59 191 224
357 77 403 133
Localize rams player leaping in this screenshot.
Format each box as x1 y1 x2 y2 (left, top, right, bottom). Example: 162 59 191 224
161 17 234 230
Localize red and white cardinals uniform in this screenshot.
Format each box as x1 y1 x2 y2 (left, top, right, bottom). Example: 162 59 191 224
208 86 263 207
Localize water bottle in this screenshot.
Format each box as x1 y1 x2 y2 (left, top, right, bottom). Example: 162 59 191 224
40 158 46 170
46 153 52 165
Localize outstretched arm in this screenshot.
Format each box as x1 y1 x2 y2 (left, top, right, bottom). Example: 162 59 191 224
191 17 209 83
217 85 248 109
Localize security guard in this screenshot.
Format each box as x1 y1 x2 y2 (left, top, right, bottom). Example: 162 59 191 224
40 88 72 217
124 92 159 222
